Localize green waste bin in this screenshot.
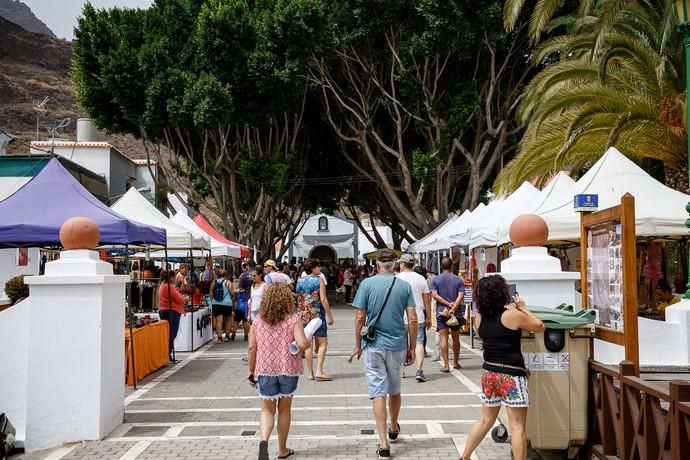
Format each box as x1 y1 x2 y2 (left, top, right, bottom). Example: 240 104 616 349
493 305 595 457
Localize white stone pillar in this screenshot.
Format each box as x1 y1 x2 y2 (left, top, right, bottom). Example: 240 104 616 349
23 250 128 452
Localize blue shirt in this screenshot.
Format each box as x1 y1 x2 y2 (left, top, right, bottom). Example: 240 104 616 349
352 273 415 351
431 272 464 314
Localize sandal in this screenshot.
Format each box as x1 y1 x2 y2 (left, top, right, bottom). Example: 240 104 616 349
315 375 333 381
453 364 462 369
278 449 295 459
258 440 269 460
440 367 450 373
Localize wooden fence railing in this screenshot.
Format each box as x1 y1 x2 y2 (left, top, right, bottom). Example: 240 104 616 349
588 359 690 460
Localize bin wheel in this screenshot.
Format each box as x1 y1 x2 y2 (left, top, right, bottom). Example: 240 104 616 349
491 425 508 443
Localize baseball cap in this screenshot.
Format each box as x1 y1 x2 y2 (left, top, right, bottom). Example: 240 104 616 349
264 260 277 268
376 249 397 263
398 254 414 264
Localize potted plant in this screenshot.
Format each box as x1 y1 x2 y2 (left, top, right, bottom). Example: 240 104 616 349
4 275 29 305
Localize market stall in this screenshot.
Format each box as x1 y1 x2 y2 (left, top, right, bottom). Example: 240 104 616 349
112 188 210 250
0 159 170 387
135 306 213 352
172 212 242 258
193 213 250 258
125 320 170 385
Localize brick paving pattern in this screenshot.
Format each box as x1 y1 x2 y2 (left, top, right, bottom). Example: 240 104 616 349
12 303 511 459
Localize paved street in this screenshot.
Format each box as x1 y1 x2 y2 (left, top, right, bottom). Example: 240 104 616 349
15 304 510 459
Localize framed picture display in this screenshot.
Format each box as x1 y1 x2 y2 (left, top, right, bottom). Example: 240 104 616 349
580 193 639 372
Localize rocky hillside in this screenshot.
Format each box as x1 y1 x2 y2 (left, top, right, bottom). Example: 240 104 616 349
0 0 55 37
0 15 148 159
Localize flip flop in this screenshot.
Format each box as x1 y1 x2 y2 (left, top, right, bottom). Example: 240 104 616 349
258 440 269 460
278 449 295 459
315 375 333 381
440 367 450 373
307 375 315 381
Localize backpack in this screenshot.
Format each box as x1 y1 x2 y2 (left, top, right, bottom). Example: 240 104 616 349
297 276 321 324
213 279 226 302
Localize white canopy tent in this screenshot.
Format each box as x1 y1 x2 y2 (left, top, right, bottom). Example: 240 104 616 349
468 182 542 249
171 212 241 258
408 214 458 253
112 188 210 249
538 147 690 242
411 211 469 253
496 172 576 246
443 200 503 248
427 207 480 250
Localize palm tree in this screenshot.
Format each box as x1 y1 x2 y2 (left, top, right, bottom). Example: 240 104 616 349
495 0 686 192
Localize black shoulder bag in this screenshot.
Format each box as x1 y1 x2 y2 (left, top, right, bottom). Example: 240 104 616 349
361 278 397 343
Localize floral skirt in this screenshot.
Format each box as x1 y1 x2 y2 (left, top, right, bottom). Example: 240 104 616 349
480 370 530 408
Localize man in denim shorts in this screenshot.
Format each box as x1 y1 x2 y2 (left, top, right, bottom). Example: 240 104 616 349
349 249 417 460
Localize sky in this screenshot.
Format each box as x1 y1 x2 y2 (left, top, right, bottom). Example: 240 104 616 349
23 0 152 40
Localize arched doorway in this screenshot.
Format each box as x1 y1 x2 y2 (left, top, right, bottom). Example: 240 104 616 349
310 245 337 263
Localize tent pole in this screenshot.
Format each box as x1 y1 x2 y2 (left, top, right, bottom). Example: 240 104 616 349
125 244 137 390
165 246 176 364
189 247 194 352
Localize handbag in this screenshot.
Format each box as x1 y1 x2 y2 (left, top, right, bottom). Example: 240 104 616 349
361 278 397 343
446 315 460 327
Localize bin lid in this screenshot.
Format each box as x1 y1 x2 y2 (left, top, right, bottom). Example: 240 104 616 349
528 305 596 329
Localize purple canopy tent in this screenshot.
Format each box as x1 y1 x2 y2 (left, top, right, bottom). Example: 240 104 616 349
0 158 168 388
0 158 166 247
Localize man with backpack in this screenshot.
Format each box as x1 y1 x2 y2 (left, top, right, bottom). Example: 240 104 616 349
211 268 235 343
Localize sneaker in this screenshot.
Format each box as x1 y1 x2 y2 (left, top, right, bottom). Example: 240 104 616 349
387 423 400 442
415 370 428 382
230 332 236 341
376 445 391 459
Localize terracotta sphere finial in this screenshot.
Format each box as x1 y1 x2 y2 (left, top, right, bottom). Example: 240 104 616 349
59 217 100 249
509 214 548 247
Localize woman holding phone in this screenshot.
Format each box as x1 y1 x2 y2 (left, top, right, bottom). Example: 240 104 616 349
459 275 544 460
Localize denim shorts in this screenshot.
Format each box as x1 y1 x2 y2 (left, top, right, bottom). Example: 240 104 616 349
257 375 299 400
362 348 406 399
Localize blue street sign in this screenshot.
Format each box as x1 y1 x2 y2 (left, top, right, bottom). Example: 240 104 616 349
574 194 598 212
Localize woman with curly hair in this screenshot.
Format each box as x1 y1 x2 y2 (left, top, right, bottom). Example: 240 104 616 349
459 275 544 460
248 283 308 460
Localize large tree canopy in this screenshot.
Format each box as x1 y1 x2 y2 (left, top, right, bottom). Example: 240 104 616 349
74 0 333 257
312 0 532 238
73 0 533 251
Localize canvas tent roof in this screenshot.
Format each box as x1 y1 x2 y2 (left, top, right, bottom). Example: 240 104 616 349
466 183 542 248
112 188 210 249
171 212 241 258
496 172 576 246
408 213 463 253
414 209 475 252
0 158 166 247
193 214 250 258
539 147 690 241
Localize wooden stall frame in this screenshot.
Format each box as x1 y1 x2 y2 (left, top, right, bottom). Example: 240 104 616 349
580 193 639 374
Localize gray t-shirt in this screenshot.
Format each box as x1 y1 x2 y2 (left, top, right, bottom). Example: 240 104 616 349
353 273 415 351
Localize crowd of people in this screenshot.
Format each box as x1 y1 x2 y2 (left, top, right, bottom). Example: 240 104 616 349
133 252 544 460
